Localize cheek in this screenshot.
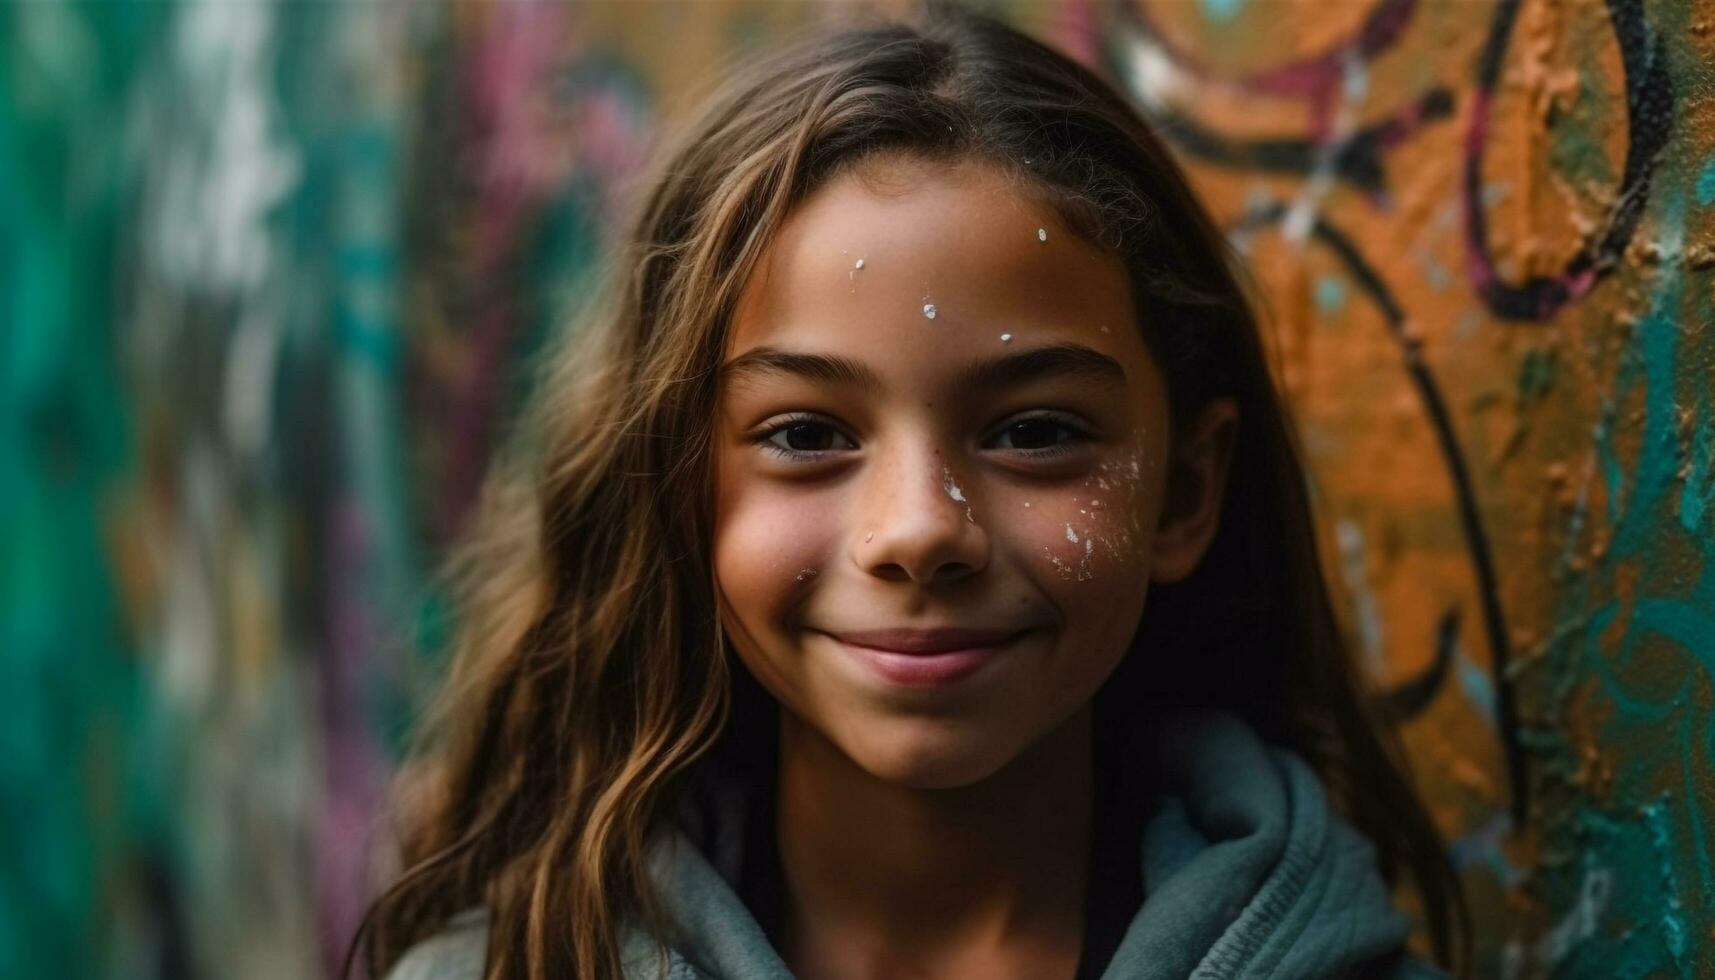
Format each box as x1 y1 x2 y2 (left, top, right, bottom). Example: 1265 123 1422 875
712 473 838 633
995 445 1159 673
1011 444 1157 586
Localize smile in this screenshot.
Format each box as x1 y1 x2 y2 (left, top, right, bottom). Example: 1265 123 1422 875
821 627 1030 688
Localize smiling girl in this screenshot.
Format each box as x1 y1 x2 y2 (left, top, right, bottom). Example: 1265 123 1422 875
352 5 1469 979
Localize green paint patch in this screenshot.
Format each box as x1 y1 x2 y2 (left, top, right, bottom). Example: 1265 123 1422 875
1682 416 1712 533
1553 801 1683 979
1602 193 1687 560
1200 0 1245 22
1643 798 1689 969
1697 156 1715 208
1314 275 1346 316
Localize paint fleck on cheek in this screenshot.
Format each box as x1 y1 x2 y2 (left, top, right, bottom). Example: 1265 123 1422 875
1025 442 1156 583
795 568 819 583
1039 498 1129 583
1064 448 1156 574
1054 507 1118 582
1043 547 1075 580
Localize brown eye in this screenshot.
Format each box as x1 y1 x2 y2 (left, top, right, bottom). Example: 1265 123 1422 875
758 416 856 458
780 423 838 451
990 414 1086 454
1001 418 1068 450
983 411 1093 460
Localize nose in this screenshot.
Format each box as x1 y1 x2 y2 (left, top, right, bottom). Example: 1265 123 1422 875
854 442 990 585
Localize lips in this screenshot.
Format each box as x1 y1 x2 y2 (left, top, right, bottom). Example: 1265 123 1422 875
820 626 1031 688
828 626 1028 654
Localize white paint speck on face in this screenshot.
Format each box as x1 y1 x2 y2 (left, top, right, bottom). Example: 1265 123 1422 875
795 568 818 583
942 465 975 523
854 258 865 270
864 531 873 543
1000 333 1012 343
1023 501 1031 508
942 467 967 503
1044 548 1073 579
923 303 937 320
1037 227 1048 242
1065 524 1079 544
1099 324 1110 333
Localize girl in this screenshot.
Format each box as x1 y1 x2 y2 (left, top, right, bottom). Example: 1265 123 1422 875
352 5 1471 979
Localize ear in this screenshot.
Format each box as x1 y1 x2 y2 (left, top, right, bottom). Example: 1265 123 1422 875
1149 397 1240 584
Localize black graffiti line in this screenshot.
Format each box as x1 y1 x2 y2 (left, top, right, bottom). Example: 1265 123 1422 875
1146 88 1455 199
1378 608 1462 722
1462 0 1672 321
1240 201 1529 823
1111 0 1672 321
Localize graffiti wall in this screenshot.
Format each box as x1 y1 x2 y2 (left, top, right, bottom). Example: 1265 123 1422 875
1096 1 1712 975
1 0 1708 977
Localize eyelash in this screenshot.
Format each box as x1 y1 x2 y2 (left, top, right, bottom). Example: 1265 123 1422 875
751 411 1092 462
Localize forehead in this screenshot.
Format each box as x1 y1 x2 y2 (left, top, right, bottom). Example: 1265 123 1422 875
725 158 1154 388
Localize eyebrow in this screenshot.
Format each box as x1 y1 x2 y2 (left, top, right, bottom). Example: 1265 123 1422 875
721 346 881 391
720 342 1128 394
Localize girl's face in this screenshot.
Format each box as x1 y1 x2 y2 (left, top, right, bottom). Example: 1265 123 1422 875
712 156 1234 789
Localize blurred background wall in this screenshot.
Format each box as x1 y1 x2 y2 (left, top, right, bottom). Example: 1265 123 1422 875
2 0 1710 977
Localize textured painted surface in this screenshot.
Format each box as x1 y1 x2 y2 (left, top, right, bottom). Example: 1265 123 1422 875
1093 2 1712 976
1 1 1709 977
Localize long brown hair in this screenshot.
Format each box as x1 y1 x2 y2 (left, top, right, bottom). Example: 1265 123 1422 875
350 4 1471 978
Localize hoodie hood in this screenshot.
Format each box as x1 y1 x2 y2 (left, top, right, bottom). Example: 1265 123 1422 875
1099 708 1423 978
388 708 1440 980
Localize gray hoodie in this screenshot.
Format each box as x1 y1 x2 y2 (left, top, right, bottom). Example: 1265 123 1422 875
385 709 1448 980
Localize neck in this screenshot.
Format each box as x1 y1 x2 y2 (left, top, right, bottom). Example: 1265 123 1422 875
773 706 1094 977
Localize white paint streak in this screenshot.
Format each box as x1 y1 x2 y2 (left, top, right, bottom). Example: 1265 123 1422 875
1121 32 1187 110
942 465 974 523
1335 519 1387 673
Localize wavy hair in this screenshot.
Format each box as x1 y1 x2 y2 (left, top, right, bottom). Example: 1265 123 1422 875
349 4 1471 978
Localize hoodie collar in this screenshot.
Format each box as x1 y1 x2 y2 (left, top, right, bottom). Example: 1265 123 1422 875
623 707 1412 980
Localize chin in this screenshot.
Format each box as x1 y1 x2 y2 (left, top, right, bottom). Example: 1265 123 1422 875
841 722 1023 790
